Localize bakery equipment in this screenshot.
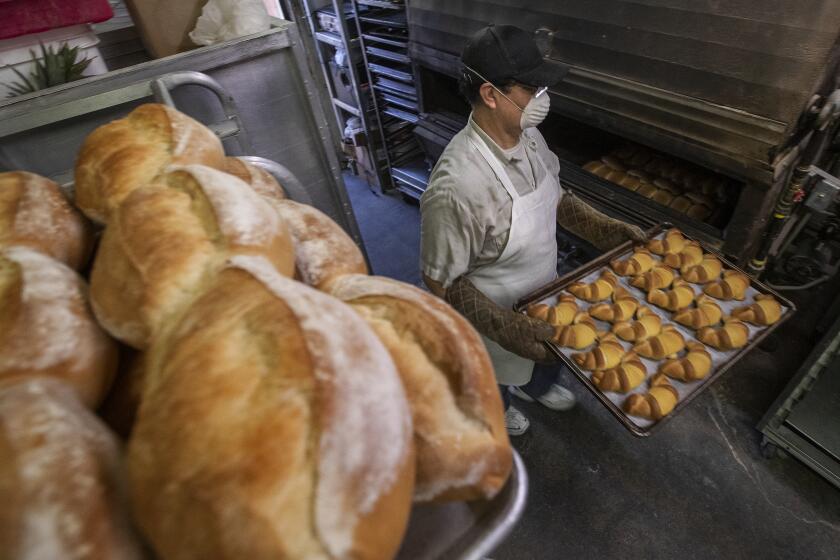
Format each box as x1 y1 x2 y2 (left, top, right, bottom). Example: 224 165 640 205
515 226 796 437
396 450 528 560
759 313 840 489
405 1 840 268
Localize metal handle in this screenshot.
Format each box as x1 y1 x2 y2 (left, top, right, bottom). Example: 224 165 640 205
239 156 313 205
151 71 254 153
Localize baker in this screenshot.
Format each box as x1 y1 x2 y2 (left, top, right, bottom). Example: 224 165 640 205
421 25 645 435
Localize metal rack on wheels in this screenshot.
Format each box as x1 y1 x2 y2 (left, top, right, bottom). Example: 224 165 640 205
351 0 427 198
297 0 392 188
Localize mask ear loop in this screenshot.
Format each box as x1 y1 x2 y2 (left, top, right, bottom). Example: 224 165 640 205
463 64 527 113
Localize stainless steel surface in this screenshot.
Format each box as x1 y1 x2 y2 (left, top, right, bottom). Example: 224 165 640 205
150 71 254 153
240 155 313 205
396 451 528 560
804 167 840 213
785 356 840 462
515 225 796 437
0 22 364 247
760 313 840 489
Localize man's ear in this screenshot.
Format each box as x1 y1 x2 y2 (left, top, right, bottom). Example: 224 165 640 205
478 83 497 109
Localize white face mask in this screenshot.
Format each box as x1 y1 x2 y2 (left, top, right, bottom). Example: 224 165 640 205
463 65 550 130
519 90 550 130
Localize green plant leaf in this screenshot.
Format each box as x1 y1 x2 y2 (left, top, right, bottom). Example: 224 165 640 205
5 40 96 97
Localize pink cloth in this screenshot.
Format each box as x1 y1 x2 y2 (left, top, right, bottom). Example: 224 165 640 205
0 0 113 40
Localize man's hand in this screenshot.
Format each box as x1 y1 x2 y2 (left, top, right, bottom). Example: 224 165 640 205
557 192 648 251
445 276 559 363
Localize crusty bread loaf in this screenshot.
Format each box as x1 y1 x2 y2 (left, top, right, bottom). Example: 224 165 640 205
90 164 295 349
97 349 147 439
0 377 143 560
74 103 226 223
129 256 415 560
0 247 118 408
328 274 511 502
268 198 368 291
222 157 286 201
0 171 93 270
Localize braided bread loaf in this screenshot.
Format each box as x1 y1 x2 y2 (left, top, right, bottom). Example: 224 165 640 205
568 270 617 302
612 307 662 342
681 253 723 284
672 294 723 329
663 241 703 270
647 229 686 255
553 312 599 349
591 353 647 393
647 279 695 311
527 294 579 326
630 265 675 291
703 270 751 301
572 335 625 370
633 325 686 360
610 249 656 276
731 294 782 326
588 293 639 323
623 383 679 420
659 342 712 382
697 319 750 350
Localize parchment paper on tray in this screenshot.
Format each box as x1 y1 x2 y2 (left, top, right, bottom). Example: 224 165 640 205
515 227 796 436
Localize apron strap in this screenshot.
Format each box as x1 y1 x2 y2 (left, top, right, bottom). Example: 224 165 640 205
467 127 521 201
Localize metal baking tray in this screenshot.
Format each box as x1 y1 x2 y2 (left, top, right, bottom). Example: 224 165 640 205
366 45 411 64
369 62 414 83
514 225 797 437
397 451 527 560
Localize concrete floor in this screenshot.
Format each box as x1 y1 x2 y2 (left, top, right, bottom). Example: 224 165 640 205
343 173 840 560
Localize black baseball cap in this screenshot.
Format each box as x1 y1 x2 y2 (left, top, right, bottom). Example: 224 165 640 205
461 24 568 87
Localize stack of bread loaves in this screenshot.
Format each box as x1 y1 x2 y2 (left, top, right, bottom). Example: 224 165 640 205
0 103 511 559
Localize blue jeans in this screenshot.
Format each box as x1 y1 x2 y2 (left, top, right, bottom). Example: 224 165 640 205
500 362 566 410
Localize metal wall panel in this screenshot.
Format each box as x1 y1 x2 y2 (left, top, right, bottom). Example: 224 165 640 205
0 23 361 244
408 0 840 125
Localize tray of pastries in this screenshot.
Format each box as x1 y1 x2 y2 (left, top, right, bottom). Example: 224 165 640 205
515 226 796 436
582 145 733 225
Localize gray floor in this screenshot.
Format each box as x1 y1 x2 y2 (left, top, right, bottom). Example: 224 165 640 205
343 173 840 560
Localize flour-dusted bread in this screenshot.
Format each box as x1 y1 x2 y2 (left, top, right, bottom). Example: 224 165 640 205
269 198 367 291
74 103 226 223
0 171 93 270
0 377 143 560
222 157 286 201
128 256 415 560
0 247 118 408
90 164 295 349
329 274 512 502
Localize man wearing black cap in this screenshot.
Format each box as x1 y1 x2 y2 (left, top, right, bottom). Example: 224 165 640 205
420 25 645 436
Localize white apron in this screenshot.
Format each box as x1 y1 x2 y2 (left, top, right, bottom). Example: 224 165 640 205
465 128 562 386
